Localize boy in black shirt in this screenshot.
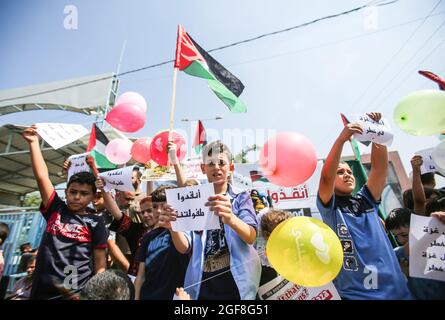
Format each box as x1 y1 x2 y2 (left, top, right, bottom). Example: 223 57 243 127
133 186 189 300
23 125 108 300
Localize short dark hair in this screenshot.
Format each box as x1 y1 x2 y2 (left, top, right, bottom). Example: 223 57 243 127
420 172 435 186
202 141 232 163
0 222 10 245
132 166 142 179
67 172 96 194
26 255 36 266
19 243 31 253
425 197 445 215
150 185 175 203
80 270 134 300
385 208 411 231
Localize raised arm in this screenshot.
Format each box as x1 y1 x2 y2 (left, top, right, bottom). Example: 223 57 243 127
95 178 123 221
410 155 426 215
318 122 363 205
22 125 54 207
366 113 388 201
167 141 187 187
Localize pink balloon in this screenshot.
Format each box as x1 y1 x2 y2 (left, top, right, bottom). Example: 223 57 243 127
150 130 187 166
105 138 133 165
259 132 317 187
116 92 147 112
131 137 152 163
105 103 146 133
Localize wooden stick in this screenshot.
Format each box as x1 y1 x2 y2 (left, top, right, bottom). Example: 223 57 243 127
169 67 179 141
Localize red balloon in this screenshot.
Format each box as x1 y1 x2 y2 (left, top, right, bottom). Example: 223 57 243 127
131 137 152 163
150 130 187 166
105 103 146 133
259 132 317 187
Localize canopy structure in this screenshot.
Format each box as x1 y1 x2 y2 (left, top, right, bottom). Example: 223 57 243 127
0 73 122 206
0 124 129 206
0 73 118 117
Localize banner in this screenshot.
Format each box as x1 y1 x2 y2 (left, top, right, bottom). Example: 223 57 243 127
234 161 323 266
258 275 340 300
141 158 207 182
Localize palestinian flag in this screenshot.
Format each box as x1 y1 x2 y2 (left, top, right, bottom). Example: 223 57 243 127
340 113 363 162
87 124 117 169
174 25 247 113
193 120 207 154
250 170 269 183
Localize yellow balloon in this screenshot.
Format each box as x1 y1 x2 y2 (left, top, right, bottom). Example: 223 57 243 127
266 217 343 287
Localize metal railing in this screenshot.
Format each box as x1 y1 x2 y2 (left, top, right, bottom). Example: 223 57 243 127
0 208 46 276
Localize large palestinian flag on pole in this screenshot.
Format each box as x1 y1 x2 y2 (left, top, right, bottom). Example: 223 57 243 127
87 124 117 169
174 25 247 113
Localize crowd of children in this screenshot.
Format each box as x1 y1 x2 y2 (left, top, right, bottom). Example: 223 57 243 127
1 113 444 300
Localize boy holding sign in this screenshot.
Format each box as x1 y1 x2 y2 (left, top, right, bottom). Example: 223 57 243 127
22 125 108 300
159 141 261 300
317 113 412 299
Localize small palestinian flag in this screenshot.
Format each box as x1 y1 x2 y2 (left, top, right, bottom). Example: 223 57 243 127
340 113 363 162
87 124 117 169
193 120 207 154
174 25 247 113
250 170 269 183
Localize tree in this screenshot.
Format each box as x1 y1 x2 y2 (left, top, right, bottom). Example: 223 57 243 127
234 144 258 163
23 193 41 207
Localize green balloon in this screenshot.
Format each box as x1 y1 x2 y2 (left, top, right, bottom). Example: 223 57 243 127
394 90 445 136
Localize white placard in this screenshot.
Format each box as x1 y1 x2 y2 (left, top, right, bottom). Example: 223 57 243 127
353 114 393 146
409 214 445 282
99 165 135 192
258 275 341 300
415 148 438 175
166 183 220 232
67 152 90 181
36 123 89 150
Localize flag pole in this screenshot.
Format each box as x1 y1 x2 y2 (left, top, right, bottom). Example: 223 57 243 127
168 67 179 141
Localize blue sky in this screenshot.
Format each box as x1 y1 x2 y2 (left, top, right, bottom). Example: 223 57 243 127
1 0 444 179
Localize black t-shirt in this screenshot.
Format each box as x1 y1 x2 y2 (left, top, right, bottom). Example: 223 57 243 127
135 227 189 300
109 214 146 275
31 191 108 300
